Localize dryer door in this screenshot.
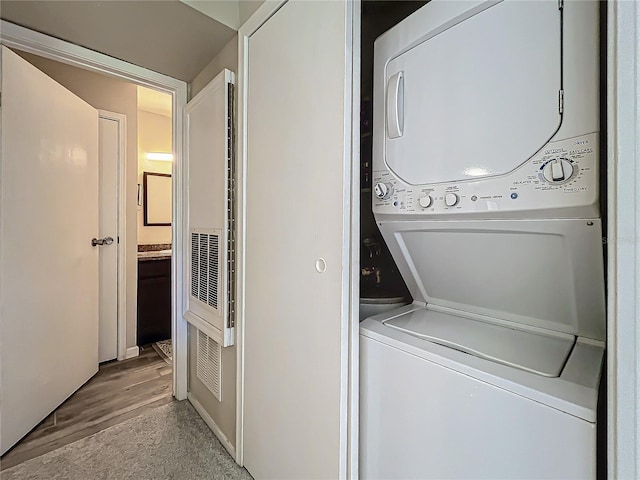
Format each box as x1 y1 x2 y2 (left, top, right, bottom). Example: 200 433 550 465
383 0 561 185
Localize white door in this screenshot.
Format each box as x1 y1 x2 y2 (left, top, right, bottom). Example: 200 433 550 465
183 69 234 347
98 113 121 362
0 46 100 454
241 2 356 478
381 1 561 185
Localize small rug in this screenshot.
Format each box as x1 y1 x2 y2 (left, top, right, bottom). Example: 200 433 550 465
1 401 252 480
152 339 172 363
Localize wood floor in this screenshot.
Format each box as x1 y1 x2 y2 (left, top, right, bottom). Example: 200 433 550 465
0 345 173 471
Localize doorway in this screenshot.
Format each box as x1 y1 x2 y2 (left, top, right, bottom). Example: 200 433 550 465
136 86 175 362
3 25 186 462
11 51 178 365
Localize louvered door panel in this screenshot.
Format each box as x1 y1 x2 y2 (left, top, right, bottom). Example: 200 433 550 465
190 230 220 312
183 69 235 347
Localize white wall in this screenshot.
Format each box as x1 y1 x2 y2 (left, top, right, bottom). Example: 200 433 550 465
137 108 172 245
16 50 140 352
187 33 239 449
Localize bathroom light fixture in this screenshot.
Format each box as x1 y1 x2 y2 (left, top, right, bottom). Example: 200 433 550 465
146 152 173 161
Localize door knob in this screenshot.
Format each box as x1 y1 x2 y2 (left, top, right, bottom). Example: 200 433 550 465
92 236 114 247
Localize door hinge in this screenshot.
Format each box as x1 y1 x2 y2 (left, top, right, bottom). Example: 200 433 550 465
558 0 563 10
226 80 236 330
558 89 564 114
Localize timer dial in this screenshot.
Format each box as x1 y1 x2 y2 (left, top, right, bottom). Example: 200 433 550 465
444 193 459 207
542 158 574 183
418 195 433 208
374 182 393 200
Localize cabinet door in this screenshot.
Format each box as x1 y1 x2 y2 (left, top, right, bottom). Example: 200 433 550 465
137 259 172 345
240 1 357 478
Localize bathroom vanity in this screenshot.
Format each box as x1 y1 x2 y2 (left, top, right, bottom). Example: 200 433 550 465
137 249 171 346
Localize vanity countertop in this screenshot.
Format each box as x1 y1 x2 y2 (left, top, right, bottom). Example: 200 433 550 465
137 249 172 261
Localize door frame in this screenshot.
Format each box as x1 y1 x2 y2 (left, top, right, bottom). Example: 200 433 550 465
0 21 189 400
236 1 360 475
98 110 128 362
606 1 640 477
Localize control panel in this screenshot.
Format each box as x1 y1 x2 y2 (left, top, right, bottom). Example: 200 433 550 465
373 133 598 216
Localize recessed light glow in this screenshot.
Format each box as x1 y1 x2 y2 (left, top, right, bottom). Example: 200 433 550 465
146 152 173 161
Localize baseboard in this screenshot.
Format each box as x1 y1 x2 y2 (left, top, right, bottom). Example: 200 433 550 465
188 393 237 461
125 346 139 359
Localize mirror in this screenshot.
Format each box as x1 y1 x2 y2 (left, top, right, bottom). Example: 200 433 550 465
143 172 172 226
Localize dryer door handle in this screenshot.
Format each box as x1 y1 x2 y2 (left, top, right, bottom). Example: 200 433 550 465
387 71 404 139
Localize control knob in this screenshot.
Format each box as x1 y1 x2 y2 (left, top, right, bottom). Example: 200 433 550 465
542 158 574 183
445 193 459 207
418 195 433 208
374 182 393 200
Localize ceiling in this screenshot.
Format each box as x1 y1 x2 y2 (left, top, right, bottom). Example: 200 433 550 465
0 0 238 82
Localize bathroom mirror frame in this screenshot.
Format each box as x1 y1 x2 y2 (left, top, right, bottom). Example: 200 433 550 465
143 172 172 226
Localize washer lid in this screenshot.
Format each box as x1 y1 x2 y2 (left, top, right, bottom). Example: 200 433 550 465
378 219 606 341
384 308 575 377
382 0 561 185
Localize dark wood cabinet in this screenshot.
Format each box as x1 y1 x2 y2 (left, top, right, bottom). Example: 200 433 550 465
137 258 171 346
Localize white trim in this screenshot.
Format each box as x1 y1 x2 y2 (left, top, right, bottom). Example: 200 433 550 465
236 0 287 466
0 21 179 94
98 110 128 363
347 2 361 477
188 393 237 460
1 20 189 401
607 1 640 478
336 1 359 478
183 310 225 344
124 346 140 360
172 75 189 402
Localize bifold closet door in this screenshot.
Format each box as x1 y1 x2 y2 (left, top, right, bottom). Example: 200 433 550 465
242 1 355 478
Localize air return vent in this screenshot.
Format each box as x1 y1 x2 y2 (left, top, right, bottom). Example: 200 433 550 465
191 230 219 311
197 329 222 400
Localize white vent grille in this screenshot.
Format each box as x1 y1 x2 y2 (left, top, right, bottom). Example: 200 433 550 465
197 329 222 400
191 231 219 310
208 234 219 308
191 234 198 298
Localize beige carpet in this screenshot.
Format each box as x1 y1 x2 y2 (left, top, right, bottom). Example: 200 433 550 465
1 401 252 480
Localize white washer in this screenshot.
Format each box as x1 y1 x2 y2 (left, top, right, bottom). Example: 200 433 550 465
361 1 604 479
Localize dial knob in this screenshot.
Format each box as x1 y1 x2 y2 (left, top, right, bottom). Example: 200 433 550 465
374 182 393 200
418 195 433 208
542 158 574 183
445 193 459 207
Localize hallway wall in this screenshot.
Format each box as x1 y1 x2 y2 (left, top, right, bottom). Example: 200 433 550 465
190 34 238 98
16 51 140 352
187 33 238 449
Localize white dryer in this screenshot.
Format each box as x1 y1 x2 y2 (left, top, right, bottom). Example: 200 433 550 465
360 1 604 479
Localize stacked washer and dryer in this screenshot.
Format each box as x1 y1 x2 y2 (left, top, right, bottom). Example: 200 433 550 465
360 1 604 479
